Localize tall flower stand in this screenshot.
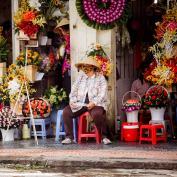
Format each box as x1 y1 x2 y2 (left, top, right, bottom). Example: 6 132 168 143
0 129 15 142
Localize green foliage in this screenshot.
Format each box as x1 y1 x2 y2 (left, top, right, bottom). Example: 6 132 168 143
0 35 9 62
44 86 68 109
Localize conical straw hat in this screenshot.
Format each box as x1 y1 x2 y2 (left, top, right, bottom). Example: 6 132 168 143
54 18 69 33
75 56 100 69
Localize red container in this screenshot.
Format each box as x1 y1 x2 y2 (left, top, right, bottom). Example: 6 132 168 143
122 123 139 142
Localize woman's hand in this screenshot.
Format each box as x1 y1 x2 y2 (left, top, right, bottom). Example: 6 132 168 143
86 102 95 110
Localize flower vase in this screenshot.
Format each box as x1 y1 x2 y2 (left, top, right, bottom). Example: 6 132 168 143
1 129 15 142
149 107 166 122
126 110 139 123
17 31 30 41
39 36 48 46
50 108 58 123
22 124 30 140
23 65 37 83
0 62 6 78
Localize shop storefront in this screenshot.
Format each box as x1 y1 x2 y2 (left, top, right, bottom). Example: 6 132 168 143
0 0 176 143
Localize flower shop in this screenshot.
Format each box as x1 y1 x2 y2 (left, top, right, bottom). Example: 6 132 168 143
0 0 176 145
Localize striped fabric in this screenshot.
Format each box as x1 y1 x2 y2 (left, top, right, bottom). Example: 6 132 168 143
69 71 109 112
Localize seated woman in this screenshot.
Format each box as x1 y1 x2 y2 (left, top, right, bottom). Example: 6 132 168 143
61 56 112 145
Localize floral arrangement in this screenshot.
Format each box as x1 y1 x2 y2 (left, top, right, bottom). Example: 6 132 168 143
144 5 177 87
76 0 131 30
122 99 141 112
14 0 46 37
0 107 22 130
16 49 42 67
22 98 51 118
142 86 169 109
44 86 68 109
0 27 9 62
39 0 68 25
86 43 112 77
0 64 35 104
39 49 58 72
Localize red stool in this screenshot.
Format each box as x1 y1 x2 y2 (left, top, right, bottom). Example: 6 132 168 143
121 122 139 142
139 124 167 145
78 112 101 144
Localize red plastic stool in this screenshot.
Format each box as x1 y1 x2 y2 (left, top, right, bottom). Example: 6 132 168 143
139 124 167 145
121 122 139 142
78 112 101 144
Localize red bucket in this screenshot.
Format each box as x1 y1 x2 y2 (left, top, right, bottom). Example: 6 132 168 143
122 123 139 142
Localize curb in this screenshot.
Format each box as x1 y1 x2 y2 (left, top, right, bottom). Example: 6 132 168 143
1 157 177 170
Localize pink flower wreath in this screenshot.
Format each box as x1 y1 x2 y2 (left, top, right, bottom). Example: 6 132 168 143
76 0 131 30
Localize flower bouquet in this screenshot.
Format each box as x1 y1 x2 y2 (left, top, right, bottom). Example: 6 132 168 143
16 49 42 67
14 0 46 38
122 91 141 123
142 85 169 109
144 6 177 88
0 64 35 109
44 86 68 110
16 49 43 82
86 43 112 77
142 85 169 122
22 98 51 118
0 107 22 130
0 106 23 141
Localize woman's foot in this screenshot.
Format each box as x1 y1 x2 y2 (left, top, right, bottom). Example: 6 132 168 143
61 138 74 144
102 137 112 145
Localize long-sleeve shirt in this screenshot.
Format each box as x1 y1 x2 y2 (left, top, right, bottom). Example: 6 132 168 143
69 71 109 112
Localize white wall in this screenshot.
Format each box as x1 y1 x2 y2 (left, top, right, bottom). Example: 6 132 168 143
69 0 117 123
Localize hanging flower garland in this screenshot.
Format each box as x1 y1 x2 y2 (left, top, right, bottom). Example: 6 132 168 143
76 0 131 30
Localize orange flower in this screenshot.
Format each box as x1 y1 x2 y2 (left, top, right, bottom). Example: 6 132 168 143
23 11 36 22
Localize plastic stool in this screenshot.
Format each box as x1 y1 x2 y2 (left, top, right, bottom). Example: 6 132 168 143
55 110 77 142
78 112 101 144
29 117 51 139
139 124 166 145
121 122 139 142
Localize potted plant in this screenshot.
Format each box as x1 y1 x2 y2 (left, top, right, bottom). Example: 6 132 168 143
16 49 43 82
0 27 8 77
0 106 22 142
142 85 169 122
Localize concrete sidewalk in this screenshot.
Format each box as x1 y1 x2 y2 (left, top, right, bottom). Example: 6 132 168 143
0 139 177 170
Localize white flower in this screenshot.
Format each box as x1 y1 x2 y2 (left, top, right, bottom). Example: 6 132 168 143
29 0 41 11
52 9 65 17
8 79 20 95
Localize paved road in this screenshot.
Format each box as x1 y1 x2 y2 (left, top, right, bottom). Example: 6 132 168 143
0 168 177 177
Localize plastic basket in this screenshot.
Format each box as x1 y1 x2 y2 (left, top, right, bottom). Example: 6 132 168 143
122 91 141 107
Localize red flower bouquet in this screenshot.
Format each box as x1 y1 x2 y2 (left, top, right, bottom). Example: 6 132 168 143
14 0 46 37
142 86 169 109
22 98 51 118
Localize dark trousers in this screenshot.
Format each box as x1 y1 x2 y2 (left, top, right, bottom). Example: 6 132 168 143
63 105 108 139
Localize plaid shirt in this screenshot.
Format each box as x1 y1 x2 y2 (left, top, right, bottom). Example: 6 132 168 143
69 71 108 112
